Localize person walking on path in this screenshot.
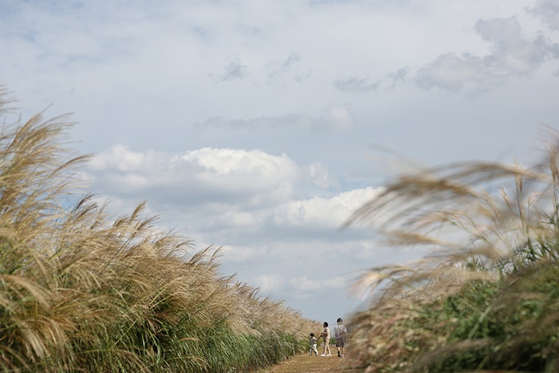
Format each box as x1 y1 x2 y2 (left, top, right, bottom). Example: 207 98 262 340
309 333 318 356
334 318 348 358
319 322 331 356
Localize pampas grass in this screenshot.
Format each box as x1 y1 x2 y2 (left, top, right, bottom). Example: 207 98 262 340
0 90 320 372
345 133 559 372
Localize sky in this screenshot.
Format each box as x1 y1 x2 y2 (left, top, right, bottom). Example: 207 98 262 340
1 0 559 324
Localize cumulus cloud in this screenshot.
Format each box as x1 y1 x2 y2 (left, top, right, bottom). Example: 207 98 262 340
84 145 383 245
89 145 158 172
179 148 296 190
197 105 354 132
415 17 559 93
87 145 300 208
270 187 382 229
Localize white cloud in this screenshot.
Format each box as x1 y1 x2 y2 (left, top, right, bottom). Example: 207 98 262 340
86 145 383 234
178 147 298 192
271 188 382 229
87 146 300 208
89 144 157 171
84 145 384 251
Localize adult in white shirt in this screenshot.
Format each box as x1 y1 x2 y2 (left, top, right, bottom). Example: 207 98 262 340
334 318 347 358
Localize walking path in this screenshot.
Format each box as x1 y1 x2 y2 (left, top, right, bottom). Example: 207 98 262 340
257 352 358 373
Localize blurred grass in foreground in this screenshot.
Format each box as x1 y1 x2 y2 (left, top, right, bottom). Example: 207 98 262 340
344 129 559 372
0 89 320 372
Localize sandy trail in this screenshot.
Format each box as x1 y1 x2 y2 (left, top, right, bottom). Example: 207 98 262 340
256 352 359 373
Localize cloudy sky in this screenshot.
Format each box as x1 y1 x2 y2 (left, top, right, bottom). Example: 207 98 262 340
1 0 559 323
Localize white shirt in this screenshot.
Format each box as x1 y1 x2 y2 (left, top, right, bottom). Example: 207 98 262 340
309 336 317 347
334 324 347 339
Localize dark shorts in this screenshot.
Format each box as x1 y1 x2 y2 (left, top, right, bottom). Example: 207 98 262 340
336 337 346 347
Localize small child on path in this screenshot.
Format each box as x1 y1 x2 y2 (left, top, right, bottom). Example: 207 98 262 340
309 333 318 356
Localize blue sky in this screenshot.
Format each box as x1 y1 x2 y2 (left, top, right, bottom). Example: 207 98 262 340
1 0 559 323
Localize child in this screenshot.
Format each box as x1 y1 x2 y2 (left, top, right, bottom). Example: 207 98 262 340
309 333 318 356
319 322 331 356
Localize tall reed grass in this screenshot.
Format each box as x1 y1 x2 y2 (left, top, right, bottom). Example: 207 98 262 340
345 131 559 372
0 90 320 372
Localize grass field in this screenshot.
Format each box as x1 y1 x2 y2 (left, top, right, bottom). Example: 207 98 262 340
344 129 559 372
0 90 321 372
3 87 559 372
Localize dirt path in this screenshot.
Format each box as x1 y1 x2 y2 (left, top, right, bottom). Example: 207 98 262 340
256 353 359 373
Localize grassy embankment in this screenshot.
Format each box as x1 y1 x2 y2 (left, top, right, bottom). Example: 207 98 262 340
0 90 320 372
344 130 559 372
